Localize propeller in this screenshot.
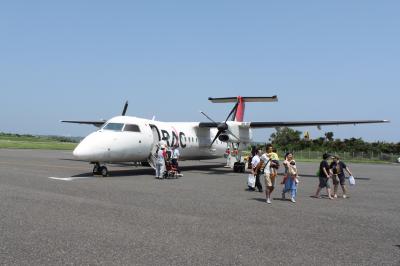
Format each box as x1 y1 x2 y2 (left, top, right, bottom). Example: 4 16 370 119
122 101 128 116
200 111 240 148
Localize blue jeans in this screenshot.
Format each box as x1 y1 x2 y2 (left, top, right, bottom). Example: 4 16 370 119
283 176 297 199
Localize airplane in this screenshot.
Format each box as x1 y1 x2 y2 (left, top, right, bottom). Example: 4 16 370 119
62 96 389 177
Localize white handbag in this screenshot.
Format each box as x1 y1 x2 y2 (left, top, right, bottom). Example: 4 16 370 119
348 175 356 186
247 174 256 188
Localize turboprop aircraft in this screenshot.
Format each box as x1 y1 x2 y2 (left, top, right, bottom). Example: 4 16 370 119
62 96 389 177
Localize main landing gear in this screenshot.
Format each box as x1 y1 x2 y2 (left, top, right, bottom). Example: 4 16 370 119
92 162 109 177
233 162 246 173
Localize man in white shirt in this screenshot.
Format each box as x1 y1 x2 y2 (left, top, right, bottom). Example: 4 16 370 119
171 146 182 176
251 149 263 192
260 152 274 204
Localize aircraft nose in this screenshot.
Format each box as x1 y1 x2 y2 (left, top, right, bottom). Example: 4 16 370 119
72 132 106 160
73 143 90 158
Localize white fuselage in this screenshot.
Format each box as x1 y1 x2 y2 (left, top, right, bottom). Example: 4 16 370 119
73 116 252 163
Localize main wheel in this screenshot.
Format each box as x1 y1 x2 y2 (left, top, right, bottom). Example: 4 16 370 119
93 164 100 175
234 166 238 173
233 162 240 173
100 166 108 177
240 163 246 173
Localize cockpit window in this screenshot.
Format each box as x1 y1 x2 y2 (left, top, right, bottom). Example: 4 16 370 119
103 123 124 131
124 124 141 132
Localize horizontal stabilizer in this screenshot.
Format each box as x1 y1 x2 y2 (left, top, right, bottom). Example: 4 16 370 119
208 96 278 103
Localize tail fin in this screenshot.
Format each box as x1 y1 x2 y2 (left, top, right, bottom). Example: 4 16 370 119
208 96 278 122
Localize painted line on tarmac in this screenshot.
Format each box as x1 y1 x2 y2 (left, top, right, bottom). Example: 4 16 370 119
0 161 87 170
48 176 94 181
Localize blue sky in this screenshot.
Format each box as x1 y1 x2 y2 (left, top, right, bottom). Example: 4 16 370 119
0 1 399 142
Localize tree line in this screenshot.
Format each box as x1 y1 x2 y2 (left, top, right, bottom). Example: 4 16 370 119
268 127 400 154
0 132 80 143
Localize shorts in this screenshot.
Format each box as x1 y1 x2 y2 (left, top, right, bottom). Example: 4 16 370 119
264 173 276 188
319 176 331 189
332 175 346 186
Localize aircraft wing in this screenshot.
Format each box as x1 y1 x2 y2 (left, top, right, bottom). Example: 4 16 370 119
61 120 106 127
199 120 389 128
245 120 390 128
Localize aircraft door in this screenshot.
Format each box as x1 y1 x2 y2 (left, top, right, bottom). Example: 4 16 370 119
148 125 161 168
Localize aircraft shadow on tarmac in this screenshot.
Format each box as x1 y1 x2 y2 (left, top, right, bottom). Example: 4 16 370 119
69 165 371 180
59 158 87 162
70 163 227 178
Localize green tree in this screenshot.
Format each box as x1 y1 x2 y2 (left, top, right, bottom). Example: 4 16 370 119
269 127 302 151
264 129 399 157
325 132 334 142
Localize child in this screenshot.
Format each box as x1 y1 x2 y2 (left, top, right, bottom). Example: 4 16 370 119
268 148 280 179
281 160 299 184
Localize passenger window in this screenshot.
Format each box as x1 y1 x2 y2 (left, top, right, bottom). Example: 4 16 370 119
124 124 141 132
103 123 124 131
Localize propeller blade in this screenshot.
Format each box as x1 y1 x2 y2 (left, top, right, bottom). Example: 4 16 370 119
122 101 128 116
225 101 239 122
200 111 218 125
209 130 222 148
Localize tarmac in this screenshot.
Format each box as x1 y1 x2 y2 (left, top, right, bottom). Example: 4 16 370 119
0 149 399 265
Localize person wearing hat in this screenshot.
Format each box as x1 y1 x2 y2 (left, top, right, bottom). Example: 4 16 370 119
330 156 352 198
313 153 333 199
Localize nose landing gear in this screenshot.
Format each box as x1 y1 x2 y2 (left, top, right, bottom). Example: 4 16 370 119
92 163 109 177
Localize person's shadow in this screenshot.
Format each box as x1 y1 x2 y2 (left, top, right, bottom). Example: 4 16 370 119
250 197 293 203
272 197 291 202
250 198 267 203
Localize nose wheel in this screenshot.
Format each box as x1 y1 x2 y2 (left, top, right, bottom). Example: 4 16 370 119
92 163 109 177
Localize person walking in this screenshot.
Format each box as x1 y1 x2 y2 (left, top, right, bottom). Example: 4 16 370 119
260 151 273 204
330 156 352 198
266 144 280 180
251 149 263 192
282 152 298 203
314 153 333 199
155 145 166 179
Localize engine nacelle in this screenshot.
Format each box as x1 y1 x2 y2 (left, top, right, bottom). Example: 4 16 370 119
218 134 229 142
